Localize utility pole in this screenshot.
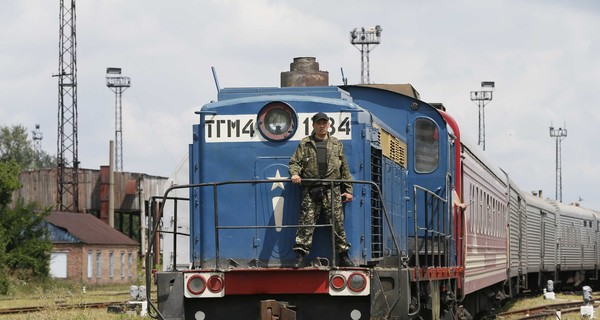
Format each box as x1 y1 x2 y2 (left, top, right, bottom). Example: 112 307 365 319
549 124 567 202
55 0 79 212
106 67 131 172
350 26 382 84
470 81 495 151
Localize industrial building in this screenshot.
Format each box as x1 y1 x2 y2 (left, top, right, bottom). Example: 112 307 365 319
12 167 169 283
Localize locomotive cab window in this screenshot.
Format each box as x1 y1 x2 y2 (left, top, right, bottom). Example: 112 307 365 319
414 118 439 173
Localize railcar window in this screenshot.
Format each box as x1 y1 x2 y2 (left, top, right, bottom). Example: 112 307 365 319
414 118 439 173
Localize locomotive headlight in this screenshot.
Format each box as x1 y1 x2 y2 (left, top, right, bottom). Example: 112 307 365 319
187 274 207 295
207 275 224 293
330 274 347 291
258 101 297 141
328 271 370 296
184 272 225 298
347 273 367 292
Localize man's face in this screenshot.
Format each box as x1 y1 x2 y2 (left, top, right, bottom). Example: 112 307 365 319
313 119 330 136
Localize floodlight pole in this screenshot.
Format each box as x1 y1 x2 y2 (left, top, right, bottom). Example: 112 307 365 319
350 26 382 84
549 124 567 202
32 124 43 155
106 67 131 172
470 81 495 151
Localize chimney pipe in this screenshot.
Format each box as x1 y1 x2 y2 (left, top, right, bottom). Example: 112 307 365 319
281 57 329 87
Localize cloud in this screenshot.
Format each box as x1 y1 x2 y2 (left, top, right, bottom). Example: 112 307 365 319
2 0 599 209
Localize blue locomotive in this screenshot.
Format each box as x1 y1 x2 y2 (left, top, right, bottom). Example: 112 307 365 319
146 57 599 320
148 57 459 319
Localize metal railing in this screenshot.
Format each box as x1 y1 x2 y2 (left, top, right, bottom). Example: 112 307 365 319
409 176 452 316
144 177 442 319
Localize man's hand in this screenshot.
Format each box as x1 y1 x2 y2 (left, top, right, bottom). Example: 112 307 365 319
291 174 302 184
341 192 353 203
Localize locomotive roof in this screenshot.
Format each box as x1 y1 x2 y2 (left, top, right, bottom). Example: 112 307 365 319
347 83 421 100
214 86 353 103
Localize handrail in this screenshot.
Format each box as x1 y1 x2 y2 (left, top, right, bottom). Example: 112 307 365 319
410 183 450 316
145 178 412 319
148 195 190 271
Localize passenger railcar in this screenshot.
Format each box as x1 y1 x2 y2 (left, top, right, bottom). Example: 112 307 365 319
146 57 600 320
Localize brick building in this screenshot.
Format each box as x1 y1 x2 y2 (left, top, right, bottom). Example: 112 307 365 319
46 212 139 284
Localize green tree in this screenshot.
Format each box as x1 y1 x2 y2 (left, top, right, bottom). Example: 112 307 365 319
0 159 21 294
2 198 52 279
0 159 20 208
0 124 55 170
0 159 52 294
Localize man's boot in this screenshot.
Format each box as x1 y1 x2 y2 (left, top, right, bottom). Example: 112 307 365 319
294 252 304 268
339 252 354 267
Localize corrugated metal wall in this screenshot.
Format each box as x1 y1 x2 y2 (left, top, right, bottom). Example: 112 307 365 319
13 168 167 214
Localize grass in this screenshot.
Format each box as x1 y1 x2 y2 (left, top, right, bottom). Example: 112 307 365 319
498 292 599 320
5 279 597 320
0 279 151 320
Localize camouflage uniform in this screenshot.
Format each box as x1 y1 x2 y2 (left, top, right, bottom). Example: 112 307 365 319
289 133 353 254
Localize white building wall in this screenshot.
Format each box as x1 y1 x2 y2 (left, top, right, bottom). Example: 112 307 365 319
161 156 191 271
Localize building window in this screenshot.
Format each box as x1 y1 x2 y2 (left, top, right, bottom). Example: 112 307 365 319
96 252 102 278
120 252 125 279
128 252 133 278
87 251 93 278
109 252 114 279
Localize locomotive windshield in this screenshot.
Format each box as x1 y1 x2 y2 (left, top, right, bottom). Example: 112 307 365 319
414 118 439 173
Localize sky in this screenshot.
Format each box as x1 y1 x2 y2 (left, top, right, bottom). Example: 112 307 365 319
2 0 599 210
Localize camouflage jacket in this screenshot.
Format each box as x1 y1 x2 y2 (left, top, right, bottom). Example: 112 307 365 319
289 134 353 194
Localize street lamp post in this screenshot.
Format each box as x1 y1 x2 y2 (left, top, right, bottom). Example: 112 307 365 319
470 81 495 151
106 67 131 172
549 124 567 202
350 26 382 84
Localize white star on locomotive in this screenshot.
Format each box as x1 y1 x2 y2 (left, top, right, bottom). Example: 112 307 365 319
267 169 288 191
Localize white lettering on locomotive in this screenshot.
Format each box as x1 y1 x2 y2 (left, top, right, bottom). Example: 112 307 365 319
204 112 352 142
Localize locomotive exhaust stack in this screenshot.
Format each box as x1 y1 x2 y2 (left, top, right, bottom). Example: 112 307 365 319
280 57 329 87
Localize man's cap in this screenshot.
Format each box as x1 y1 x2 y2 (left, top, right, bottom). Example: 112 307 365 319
312 112 329 122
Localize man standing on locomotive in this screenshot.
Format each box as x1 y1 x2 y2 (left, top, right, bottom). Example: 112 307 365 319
289 112 354 267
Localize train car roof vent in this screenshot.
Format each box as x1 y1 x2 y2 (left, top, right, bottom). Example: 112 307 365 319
281 57 329 87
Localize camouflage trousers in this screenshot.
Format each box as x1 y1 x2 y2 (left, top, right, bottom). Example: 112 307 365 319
294 186 350 254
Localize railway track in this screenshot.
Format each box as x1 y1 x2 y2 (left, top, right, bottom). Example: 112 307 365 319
498 300 598 320
0 301 123 315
